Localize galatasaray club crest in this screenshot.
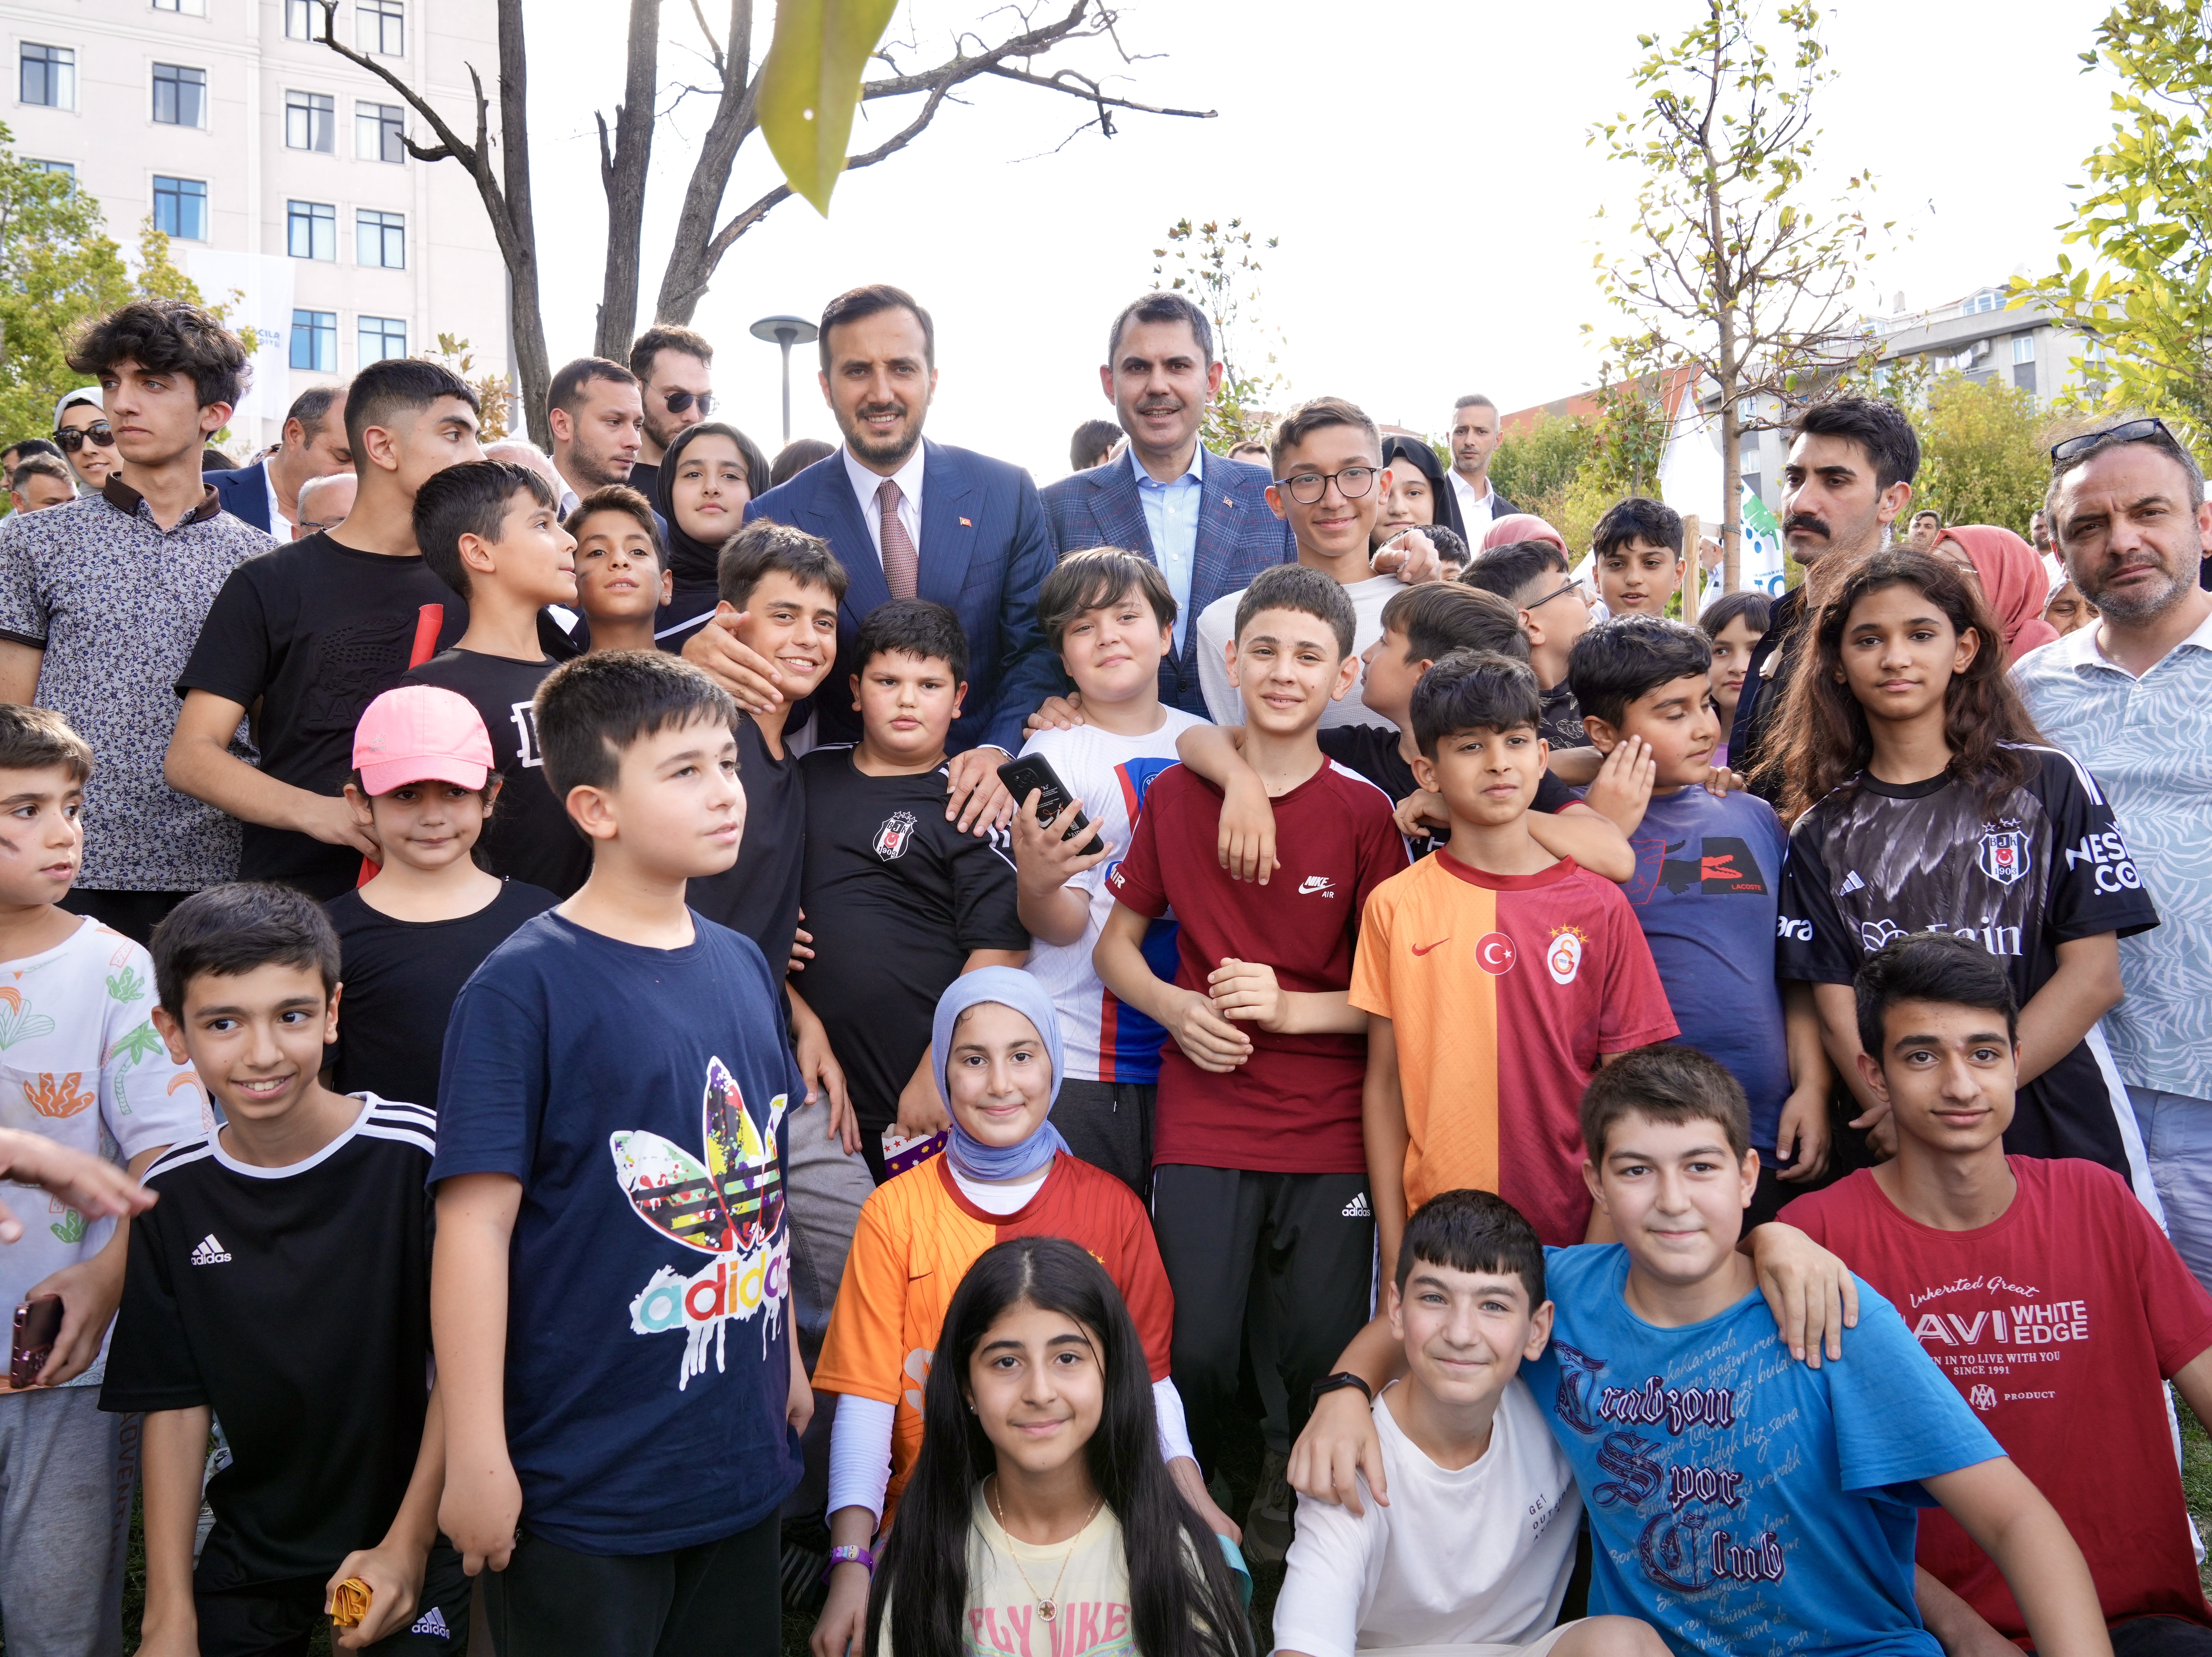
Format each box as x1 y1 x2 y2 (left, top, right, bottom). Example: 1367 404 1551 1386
874 811 918 861
1546 926 1587 986
1976 827 2031 887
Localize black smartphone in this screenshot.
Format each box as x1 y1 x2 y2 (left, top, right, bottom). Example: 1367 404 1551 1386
10 1295 61 1389
996 754 1106 857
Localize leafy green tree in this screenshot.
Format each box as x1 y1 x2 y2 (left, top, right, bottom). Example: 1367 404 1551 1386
0 135 133 443
2013 1 2212 440
1590 0 1883 591
1489 414 1594 531
1150 218 1285 451
1908 371 2049 535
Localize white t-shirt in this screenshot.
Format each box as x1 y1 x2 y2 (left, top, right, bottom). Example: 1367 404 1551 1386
0 917 211 1389
1018 710 1207 1083
1194 573 1402 732
1271 1378 1582 1657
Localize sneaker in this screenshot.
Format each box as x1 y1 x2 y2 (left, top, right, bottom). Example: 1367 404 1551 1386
1242 1448 1295 1565
780 1517 831 1617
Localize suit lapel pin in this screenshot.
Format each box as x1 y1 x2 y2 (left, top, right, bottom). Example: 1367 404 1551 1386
1222 495 1233 507
959 516 973 527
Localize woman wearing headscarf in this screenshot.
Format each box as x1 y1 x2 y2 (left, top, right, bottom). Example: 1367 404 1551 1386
1482 512 1569 554
809 970 1235 1655
651 419 773 650
1932 524 2061 665
1377 436 1466 543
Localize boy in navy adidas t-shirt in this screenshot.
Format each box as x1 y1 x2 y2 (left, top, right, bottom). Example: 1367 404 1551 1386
104 882 465 1655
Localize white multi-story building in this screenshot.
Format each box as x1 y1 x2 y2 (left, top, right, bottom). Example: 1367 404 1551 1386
2 0 510 446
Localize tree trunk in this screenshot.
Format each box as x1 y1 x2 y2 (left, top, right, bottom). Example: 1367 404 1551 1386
496 0 553 448
594 0 661 360
1720 385 1742 595
654 0 757 326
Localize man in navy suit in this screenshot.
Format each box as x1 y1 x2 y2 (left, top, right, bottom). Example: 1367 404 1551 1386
205 382 350 535
1039 292 1293 715
686 284 1055 828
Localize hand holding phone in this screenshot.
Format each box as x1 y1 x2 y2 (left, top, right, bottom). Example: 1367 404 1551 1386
10 1295 61 1389
995 755 1105 857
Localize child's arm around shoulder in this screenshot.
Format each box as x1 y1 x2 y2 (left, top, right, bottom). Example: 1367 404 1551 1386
433 1172 522 1576
1174 723 1278 886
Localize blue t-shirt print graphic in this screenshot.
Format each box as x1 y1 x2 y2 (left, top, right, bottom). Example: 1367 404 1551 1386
611 1054 789 1389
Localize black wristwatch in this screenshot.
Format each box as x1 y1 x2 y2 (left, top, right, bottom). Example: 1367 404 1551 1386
1308 1370 1374 1405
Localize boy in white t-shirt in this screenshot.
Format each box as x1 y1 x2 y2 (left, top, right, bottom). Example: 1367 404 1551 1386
1272 1189 1665 1657
1011 548 1206 1192
0 704 205 1655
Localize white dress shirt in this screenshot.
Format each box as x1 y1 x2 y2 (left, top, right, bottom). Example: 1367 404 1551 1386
262 466 294 539
842 443 925 569
1450 471 1499 543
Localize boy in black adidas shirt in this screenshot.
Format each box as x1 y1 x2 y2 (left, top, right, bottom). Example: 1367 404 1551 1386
798 600 1030 1179
103 883 463 1655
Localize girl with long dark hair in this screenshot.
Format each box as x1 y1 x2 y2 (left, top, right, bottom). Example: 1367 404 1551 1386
651 419 773 649
1764 550 2159 1187
865 1236 1253 1657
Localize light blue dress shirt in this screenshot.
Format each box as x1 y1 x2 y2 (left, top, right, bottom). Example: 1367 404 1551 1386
1130 443 1203 652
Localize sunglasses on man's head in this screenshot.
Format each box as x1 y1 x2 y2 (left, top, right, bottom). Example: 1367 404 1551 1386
663 389 713 417
2049 416 2175 464
52 421 114 454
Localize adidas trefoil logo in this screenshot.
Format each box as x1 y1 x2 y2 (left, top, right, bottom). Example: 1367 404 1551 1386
1340 1193 1371 1218
411 1606 452 1637
190 1234 231 1266
1838 870 1866 897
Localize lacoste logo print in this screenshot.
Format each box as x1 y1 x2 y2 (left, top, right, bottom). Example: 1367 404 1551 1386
190 1234 231 1265
1410 937 1451 956
1838 870 1865 896
1341 1193 1371 1218
1297 876 1335 895
410 1607 451 1637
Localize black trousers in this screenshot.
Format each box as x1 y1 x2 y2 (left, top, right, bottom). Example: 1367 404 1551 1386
482 1510 780 1657
59 887 193 947
1150 1165 1375 1477
1053 1080 1154 1199
194 1543 471 1656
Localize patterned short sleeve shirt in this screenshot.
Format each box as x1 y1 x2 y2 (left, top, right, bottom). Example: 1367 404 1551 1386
0 480 273 890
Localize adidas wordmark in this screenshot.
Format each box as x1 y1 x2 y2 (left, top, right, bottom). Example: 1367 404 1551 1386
189 1234 231 1265
1341 1193 1371 1218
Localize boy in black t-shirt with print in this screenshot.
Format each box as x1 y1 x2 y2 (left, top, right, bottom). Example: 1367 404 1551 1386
402 458 593 897
798 599 1030 1181
171 358 484 899
104 882 465 1655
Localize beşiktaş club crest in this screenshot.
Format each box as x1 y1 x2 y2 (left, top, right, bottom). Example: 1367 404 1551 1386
1976 825 2032 887
873 811 918 861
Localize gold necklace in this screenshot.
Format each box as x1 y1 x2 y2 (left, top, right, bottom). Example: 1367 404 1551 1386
986 1475 1103 1624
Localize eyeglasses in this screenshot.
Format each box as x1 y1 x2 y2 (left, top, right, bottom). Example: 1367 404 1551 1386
1524 578 1586 612
52 421 115 454
2050 416 2175 463
1275 465 1377 505
296 517 344 534
663 389 714 417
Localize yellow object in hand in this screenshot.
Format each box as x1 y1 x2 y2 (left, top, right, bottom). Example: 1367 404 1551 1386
330 1577 372 1628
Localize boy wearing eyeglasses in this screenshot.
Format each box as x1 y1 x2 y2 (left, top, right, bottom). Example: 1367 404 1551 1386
1193 397 1431 731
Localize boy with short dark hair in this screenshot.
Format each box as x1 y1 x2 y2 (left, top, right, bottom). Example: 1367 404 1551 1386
797 599 1029 1181
0 705 202 1657
566 484 670 655
402 458 590 897
1274 1189 1664 1657
431 650 808 1651
171 357 483 899
1463 539 1596 758
107 881 463 1655
1012 547 1207 1191
1785 934 2212 1654
1351 649 1675 1261
1094 559 1409 1477
1589 497 1686 619
1568 614 1831 1224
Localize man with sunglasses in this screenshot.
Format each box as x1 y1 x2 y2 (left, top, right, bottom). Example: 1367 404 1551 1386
2015 414 2212 1294
626 325 715 506
51 389 116 494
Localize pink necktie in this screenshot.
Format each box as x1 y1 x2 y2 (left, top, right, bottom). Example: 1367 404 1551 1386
877 478 918 600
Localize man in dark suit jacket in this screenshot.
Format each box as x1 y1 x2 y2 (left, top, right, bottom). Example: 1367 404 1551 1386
205 382 350 534
688 284 1055 826
1040 292 1294 715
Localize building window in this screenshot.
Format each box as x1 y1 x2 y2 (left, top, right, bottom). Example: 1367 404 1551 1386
152 176 207 241
28 159 74 178
291 309 337 372
285 0 328 39
1965 290 2002 315
285 89 335 151
152 0 209 14
357 0 404 55
2013 335 2037 365
2013 362 2038 396
359 315 407 364
356 101 403 163
288 200 335 261
152 63 207 127
356 208 404 269
21 44 76 110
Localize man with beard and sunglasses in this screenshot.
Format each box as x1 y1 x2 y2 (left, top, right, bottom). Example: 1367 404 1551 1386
1040 290 1293 714
1731 396 1918 794
2016 415 2212 1294
52 389 117 494
626 325 715 506
692 283 1057 834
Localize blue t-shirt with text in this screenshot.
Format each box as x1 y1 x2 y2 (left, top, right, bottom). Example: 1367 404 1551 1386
1524 1245 2000 1657
430 910 805 1555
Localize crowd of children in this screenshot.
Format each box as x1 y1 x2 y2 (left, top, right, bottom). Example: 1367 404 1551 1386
0 291 2206 1657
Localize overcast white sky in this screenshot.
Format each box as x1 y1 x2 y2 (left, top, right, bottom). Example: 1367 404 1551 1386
515 0 2121 481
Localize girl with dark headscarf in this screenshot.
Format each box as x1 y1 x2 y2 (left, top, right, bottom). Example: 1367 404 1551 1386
1376 435 1467 543
652 419 773 650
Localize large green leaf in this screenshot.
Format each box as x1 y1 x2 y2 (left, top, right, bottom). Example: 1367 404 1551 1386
757 0 901 215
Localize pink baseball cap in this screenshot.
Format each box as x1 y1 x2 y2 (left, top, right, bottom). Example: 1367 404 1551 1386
352 686 494 796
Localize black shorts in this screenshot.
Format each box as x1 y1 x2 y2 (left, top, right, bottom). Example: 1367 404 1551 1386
482 1510 780 1657
195 1542 470 1657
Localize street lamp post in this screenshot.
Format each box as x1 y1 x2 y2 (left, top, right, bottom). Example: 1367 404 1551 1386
750 314 818 448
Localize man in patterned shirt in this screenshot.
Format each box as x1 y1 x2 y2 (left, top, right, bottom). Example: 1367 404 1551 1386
2015 414 2212 1290
0 300 276 942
